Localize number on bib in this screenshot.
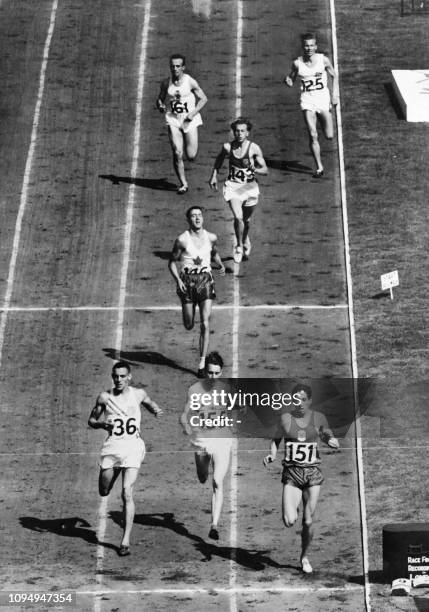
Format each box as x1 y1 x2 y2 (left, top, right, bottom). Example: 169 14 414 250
170 100 189 114
285 442 318 464
302 77 324 92
112 417 137 436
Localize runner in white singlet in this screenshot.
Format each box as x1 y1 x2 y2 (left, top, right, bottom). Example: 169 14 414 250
169 207 225 377
88 361 163 556
285 33 339 177
156 53 207 194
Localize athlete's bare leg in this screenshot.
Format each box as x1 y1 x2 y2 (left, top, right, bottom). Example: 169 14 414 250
318 109 334 140
303 110 323 174
184 126 199 161
228 198 245 248
282 483 302 528
120 467 140 549
195 450 211 483
99 467 121 496
242 204 256 255
300 485 320 572
198 299 212 367
211 446 231 528
181 302 196 330
168 125 187 189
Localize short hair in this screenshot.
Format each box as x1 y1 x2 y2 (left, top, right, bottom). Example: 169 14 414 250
291 383 312 399
186 205 203 221
170 53 186 65
301 32 317 43
230 116 253 132
112 360 131 374
205 351 224 370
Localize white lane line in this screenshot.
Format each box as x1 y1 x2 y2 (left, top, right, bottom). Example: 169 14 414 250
94 3 152 611
329 2 371 611
0 0 58 369
0 303 348 312
228 3 243 611
80 585 363 595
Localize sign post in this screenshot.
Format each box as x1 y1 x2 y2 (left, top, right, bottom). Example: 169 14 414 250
381 270 399 300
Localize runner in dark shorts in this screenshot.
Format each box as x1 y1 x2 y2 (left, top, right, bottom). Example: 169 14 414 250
264 384 339 574
169 206 225 377
178 270 216 304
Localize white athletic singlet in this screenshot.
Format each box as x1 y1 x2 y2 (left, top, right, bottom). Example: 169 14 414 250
180 230 212 274
297 53 330 112
166 74 197 117
103 387 142 442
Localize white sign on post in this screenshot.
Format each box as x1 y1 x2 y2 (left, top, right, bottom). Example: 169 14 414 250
381 270 399 300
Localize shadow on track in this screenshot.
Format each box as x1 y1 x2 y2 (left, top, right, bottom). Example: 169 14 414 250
99 174 177 191
109 511 294 571
266 159 313 175
103 348 196 376
19 516 117 551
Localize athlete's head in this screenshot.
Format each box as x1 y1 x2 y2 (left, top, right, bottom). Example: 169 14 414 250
186 206 204 228
300 33 317 54
170 54 186 77
291 383 312 413
111 361 132 390
231 116 252 132
205 352 224 378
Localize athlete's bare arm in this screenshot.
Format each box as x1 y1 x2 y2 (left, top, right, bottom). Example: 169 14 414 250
156 78 169 113
323 55 339 105
284 59 299 87
209 143 230 189
139 389 163 417
250 143 268 175
187 77 208 121
315 412 339 448
209 233 225 275
180 390 194 436
88 394 112 432
168 236 186 292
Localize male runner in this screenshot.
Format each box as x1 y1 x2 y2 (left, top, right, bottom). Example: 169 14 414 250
88 361 163 556
263 383 339 573
156 53 208 194
169 206 225 377
285 33 339 178
209 117 267 263
180 352 233 540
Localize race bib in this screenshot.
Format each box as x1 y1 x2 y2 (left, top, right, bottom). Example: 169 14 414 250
301 76 325 92
285 441 318 464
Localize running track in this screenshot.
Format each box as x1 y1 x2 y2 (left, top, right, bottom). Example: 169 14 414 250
0 1 371 610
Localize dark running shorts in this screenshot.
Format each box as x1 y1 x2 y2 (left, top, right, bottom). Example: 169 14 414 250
281 463 324 489
178 270 216 305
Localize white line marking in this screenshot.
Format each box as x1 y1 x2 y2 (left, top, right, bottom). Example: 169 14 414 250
0 0 58 369
0 303 348 312
94 3 152 610
330 2 371 611
79 585 363 596
228 4 243 612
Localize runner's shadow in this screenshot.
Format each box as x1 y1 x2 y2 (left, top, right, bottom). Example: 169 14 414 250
383 83 405 120
19 516 116 551
103 348 196 376
266 159 312 175
153 251 171 261
110 511 293 571
99 174 177 191
348 569 387 585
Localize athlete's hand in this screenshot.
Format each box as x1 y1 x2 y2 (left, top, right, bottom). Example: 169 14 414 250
263 454 275 467
218 265 226 276
284 76 293 87
331 94 339 107
209 175 218 190
156 101 166 113
102 421 113 433
153 407 163 417
177 279 186 294
327 437 339 449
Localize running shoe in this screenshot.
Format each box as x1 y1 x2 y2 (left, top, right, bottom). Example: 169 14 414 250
208 526 219 540
301 557 313 574
233 246 243 264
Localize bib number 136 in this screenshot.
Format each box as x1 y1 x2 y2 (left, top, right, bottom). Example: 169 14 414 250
112 417 137 436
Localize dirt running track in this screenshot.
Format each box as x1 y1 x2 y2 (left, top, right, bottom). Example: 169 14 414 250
0 1 420 611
